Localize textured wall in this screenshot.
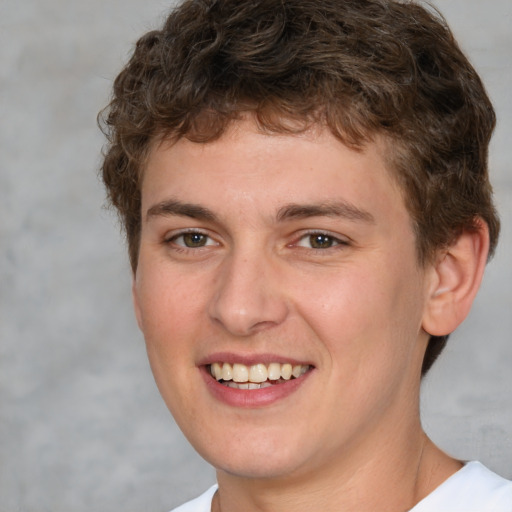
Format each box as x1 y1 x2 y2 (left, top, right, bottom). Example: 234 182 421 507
0 1 510 510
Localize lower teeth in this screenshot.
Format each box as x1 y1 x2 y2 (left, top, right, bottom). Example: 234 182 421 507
221 378 288 389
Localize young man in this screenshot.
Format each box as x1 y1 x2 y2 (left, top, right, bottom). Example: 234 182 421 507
99 0 511 510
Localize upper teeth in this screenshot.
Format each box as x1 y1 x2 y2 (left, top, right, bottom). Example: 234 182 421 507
210 362 309 383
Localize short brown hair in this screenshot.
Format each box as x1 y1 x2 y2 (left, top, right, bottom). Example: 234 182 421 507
99 0 499 374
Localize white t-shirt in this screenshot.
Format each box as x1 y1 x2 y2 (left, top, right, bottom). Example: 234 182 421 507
169 461 512 512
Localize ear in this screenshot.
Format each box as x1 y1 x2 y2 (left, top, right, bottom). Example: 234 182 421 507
422 219 490 337
132 276 144 331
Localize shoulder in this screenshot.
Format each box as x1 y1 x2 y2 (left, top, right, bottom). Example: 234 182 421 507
168 485 218 512
412 461 512 512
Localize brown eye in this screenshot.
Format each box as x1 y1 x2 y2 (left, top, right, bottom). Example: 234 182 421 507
172 232 214 248
182 233 208 247
308 234 337 249
295 232 346 250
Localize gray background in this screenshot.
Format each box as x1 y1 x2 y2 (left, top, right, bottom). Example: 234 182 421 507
0 0 510 510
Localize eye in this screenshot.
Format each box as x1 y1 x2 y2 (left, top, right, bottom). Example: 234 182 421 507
296 233 345 249
169 231 217 248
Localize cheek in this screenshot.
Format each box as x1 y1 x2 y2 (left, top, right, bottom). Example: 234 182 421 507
293 267 389 334
135 271 206 362
134 272 207 417
293 260 425 363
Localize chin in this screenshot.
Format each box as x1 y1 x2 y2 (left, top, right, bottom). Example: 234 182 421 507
194 432 309 480
214 454 305 480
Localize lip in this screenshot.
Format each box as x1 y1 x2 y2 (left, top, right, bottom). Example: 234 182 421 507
198 352 313 367
199 355 314 408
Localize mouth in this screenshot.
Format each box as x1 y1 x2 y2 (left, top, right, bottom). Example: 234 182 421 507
208 362 312 390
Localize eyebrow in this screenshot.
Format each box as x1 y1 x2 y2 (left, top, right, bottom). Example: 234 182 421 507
145 199 375 225
146 199 218 222
276 201 375 224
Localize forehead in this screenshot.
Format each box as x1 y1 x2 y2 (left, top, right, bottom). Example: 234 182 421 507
144 121 406 223
142 120 403 209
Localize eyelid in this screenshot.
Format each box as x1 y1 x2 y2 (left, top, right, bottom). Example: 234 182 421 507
165 228 219 247
292 230 350 249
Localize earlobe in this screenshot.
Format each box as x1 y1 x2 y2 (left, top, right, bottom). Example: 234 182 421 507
422 220 490 337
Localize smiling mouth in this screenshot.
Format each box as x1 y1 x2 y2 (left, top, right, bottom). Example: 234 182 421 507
208 362 312 389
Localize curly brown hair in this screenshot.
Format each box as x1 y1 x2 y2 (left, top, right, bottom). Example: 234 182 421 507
99 0 499 374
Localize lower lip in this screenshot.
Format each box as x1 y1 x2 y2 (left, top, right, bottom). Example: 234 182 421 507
201 366 313 408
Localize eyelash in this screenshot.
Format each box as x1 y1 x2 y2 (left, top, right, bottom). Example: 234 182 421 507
164 229 349 253
292 231 349 251
165 229 218 250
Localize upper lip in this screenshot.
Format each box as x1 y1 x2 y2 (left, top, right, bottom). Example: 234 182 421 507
197 352 314 367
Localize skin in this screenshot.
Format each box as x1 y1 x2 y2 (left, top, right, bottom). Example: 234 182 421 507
133 118 475 512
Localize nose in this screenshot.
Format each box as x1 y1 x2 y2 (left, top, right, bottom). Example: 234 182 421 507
208 250 289 337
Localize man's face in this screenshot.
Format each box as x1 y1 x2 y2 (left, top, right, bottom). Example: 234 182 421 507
133 119 433 480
